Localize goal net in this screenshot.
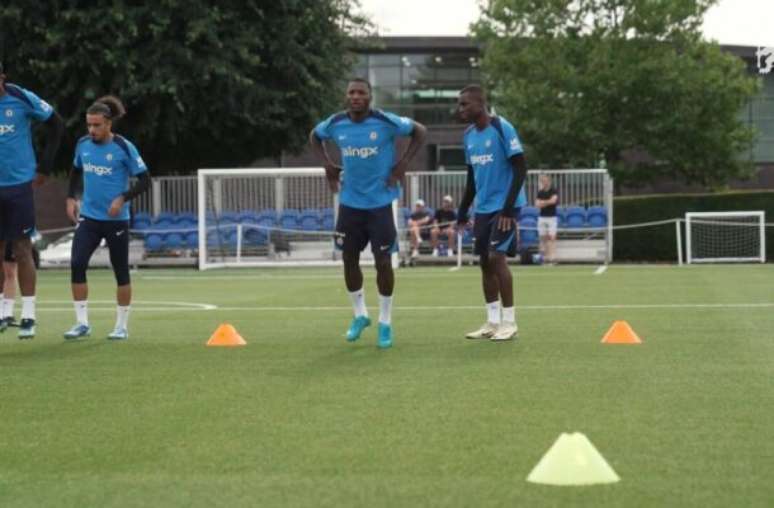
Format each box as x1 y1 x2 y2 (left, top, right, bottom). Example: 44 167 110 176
196 168 398 269
685 211 766 264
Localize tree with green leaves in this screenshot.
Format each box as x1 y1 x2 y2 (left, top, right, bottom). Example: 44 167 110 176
0 0 371 174
473 0 760 187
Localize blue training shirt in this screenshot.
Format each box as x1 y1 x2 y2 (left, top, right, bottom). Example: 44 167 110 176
73 135 148 221
0 84 55 186
463 116 527 214
313 109 414 210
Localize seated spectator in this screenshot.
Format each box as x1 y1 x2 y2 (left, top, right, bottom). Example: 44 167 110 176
430 195 457 257
408 199 432 258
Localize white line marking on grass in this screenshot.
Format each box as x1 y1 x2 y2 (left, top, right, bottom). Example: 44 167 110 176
211 302 774 312
34 300 217 311
594 265 608 275
138 271 595 281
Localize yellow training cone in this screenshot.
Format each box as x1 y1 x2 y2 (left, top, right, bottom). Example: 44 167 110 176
527 433 620 486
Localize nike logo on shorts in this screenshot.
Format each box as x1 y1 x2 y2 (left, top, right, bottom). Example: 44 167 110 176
380 245 390 251
116 230 125 236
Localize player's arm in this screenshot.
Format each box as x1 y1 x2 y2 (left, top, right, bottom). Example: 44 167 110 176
456 165 476 227
545 191 558 206
108 172 151 218
388 121 427 187
35 111 64 186
66 166 83 224
308 129 341 193
497 153 528 232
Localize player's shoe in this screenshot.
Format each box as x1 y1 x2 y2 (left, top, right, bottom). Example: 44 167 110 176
491 321 518 341
107 327 129 341
64 323 91 340
18 318 35 339
345 316 371 342
0 316 16 332
465 322 498 340
377 323 392 349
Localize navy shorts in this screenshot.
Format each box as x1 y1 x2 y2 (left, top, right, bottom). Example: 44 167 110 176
335 204 398 257
0 182 35 241
70 216 131 285
473 210 520 257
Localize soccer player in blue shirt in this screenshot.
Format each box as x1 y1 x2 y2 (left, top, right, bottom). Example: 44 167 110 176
456 85 528 341
0 62 64 338
63 96 150 341
309 78 427 349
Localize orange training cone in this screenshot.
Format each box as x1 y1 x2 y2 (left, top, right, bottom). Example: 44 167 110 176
601 321 641 344
206 323 247 347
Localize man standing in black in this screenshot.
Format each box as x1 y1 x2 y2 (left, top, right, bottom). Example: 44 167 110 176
535 174 559 264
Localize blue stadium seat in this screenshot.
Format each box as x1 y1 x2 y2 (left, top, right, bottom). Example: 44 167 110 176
243 228 267 246
257 209 277 220
219 212 239 224
153 218 175 230
185 231 199 249
519 206 540 220
279 209 300 230
462 228 475 245
238 211 259 224
299 214 321 231
556 207 567 228
321 214 335 231
145 233 163 251
518 218 539 246
133 217 152 230
164 232 184 249
587 206 608 228
156 212 176 222
134 211 151 223
565 207 587 228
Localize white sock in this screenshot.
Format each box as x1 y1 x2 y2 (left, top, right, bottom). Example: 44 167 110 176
378 294 393 325
21 296 35 320
502 306 515 323
115 305 130 330
74 300 88 326
3 297 14 319
348 288 368 318
486 301 501 324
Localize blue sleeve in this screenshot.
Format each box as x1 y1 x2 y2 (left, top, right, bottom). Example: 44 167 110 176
463 133 471 165
383 112 414 137
500 119 524 157
73 147 82 169
125 141 148 176
21 88 54 122
313 116 334 141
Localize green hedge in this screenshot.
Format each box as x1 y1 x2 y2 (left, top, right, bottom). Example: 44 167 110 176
613 191 774 261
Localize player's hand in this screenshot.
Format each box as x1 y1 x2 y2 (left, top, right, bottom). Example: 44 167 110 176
497 214 516 232
108 196 125 217
66 198 80 224
32 172 47 188
324 163 342 193
387 160 409 187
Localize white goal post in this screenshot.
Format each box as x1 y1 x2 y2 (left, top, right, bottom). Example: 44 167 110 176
684 211 766 264
196 167 400 270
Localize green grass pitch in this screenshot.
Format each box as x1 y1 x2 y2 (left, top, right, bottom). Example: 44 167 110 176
1 264 773 507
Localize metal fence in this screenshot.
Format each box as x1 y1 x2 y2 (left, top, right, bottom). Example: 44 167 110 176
138 169 612 218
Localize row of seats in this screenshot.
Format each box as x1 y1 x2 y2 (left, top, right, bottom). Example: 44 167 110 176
138 205 608 251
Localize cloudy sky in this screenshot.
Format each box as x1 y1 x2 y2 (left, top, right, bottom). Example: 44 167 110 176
358 0 774 47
